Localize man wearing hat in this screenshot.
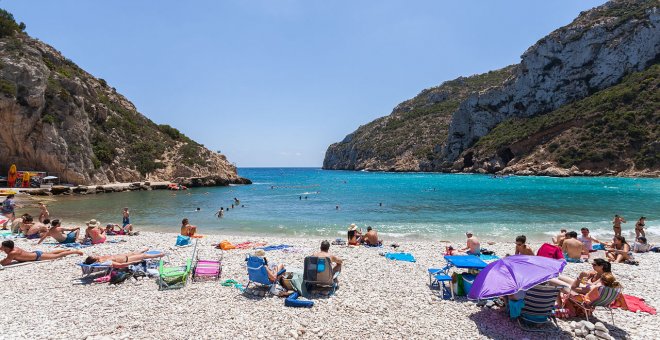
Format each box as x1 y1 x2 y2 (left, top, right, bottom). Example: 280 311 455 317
347 224 363 246
459 231 481 255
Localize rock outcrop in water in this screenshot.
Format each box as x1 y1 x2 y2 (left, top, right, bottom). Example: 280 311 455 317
0 9 250 185
324 0 660 176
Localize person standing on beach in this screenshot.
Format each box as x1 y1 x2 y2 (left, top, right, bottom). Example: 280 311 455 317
38 202 49 223
635 217 646 238
1 240 82 265
1 194 17 227
612 215 626 236
514 235 534 255
460 231 481 255
122 207 130 227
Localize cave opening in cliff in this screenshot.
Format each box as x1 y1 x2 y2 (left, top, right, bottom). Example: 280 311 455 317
463 152 474 168
498 148 515 165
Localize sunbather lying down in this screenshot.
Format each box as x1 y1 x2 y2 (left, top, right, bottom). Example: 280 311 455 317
1 240 83 265
83 248 164 267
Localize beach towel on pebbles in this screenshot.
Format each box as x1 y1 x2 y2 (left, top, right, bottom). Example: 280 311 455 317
257 244 292 251
384 252 416 262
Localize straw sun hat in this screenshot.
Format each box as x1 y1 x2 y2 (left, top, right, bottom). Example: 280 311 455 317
348 224 358 231
254 249 266 257
86 219 100 227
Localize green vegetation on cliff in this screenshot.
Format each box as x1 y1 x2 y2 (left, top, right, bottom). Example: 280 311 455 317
472 64 659 170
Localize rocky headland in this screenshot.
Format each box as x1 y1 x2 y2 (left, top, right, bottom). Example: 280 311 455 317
324 0 659 177
0 10 249 186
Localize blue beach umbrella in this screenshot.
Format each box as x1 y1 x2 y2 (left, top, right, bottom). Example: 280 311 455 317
467 255 566 300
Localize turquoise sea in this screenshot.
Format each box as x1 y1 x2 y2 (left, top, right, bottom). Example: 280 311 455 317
43 168 659 241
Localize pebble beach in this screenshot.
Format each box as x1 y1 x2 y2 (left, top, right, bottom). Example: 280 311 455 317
1 231 658 340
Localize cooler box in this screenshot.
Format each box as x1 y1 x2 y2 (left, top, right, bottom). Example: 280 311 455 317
462 274 477 295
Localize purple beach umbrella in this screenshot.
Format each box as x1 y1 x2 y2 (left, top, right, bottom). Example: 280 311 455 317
467 255 566 300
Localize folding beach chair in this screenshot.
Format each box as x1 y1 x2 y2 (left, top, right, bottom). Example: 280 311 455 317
245 255 276 289
428 265 453 300
303 256 340 295
192 253 223 283
157 259 192 290
568 286 622 324
77 262 112 278
514 283 562 332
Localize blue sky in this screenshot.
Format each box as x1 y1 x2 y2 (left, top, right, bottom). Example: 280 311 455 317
4 0 607 167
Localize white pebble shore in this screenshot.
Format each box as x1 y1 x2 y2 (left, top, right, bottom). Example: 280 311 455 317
0 232 657 339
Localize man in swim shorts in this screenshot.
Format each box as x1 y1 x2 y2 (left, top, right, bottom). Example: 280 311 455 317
37 219 80 244
460 231 481 255
122 207 130 227
561 231 584 262
0 240 82 265
83 248 165 267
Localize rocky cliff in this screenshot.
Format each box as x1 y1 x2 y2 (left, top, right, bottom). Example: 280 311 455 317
324 0 660 176
0 10 250 185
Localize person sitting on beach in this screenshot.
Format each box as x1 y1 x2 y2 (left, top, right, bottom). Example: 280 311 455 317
549 258 611 294
38 202 50 223
0 240 82 265
612 214 626 237
562 272 622 317
105 223 136 236
635 216 646 238
606 235 631 263
180 218 197 237
313 240 343 279
23 215 48 239
553 229 567 246
578 227 601 255
514 235 534 255
561 231 584 262
459 231 480 255
253 249 286 283
84 219 106 245
37 219 80 244
632 237 651 253
363 226 382 246
83 248 165 267
11 213 29 234
347 224 362 246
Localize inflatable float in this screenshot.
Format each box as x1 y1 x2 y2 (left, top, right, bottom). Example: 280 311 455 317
167 183 187 190
7 164 17 188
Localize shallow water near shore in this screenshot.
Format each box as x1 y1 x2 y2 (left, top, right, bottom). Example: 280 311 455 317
39 168 660 241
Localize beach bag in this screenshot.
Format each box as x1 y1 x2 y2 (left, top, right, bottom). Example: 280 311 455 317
176 235 191 246
109 270 133 285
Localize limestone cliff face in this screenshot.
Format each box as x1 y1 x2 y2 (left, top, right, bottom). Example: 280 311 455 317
0 14 248 185
442 0 660 167
324 0 660 176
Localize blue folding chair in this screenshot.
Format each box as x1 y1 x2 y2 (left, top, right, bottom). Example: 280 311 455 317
428 265 453 300
245 256 285 292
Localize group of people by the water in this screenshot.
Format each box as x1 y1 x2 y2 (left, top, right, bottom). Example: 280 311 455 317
346 224 382 246
214 198 243 219
551 218 654 264
0 201 139 265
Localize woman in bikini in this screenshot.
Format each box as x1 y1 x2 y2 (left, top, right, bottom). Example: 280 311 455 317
606 235 631 263
83 248 164 267
84 219 106 244
635 216 646 238
549 258 611 294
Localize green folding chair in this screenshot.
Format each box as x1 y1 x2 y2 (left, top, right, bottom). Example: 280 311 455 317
158 259 192 290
